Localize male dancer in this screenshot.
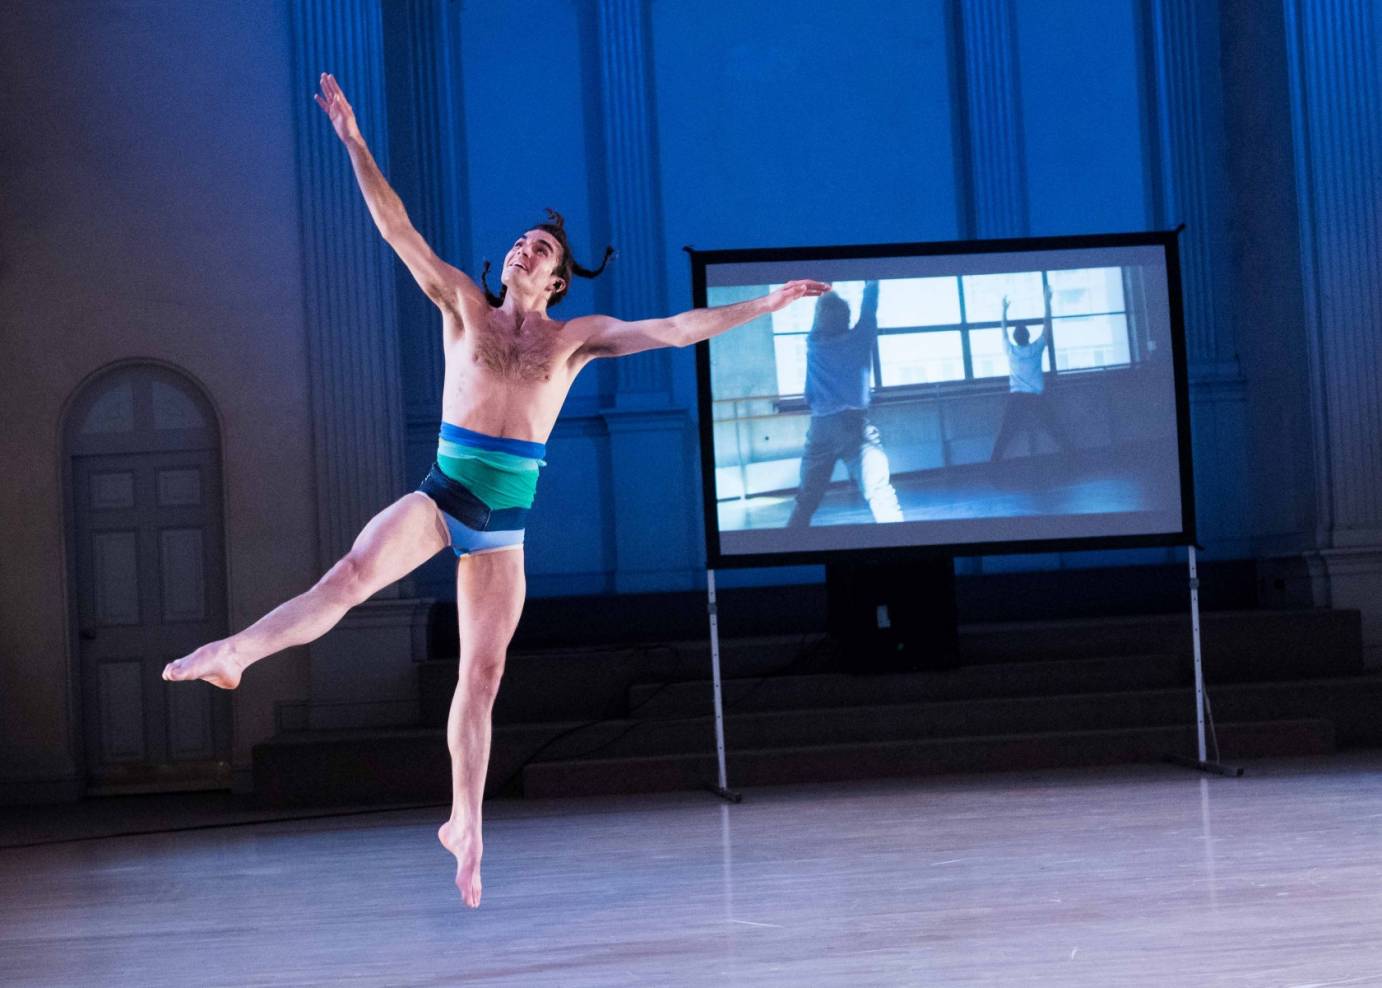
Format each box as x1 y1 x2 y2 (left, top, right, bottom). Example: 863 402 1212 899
162 73 828 907
990 289 1073 461
786 281 903 527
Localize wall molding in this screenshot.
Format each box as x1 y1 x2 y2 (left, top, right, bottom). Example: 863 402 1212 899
1144 0 1237 373
289 0 406 571
1283 0 1382 541
386 0 469 427
596 0 673 404
955 0 1028 238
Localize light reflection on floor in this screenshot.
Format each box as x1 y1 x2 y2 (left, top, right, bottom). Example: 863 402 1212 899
7 755 1382 986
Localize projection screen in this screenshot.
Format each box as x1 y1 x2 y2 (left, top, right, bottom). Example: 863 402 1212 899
691 231 1196 567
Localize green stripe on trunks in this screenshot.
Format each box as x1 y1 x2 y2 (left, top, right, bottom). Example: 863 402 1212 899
436 445 541 511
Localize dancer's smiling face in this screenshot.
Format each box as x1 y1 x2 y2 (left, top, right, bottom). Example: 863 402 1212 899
502 229 566 301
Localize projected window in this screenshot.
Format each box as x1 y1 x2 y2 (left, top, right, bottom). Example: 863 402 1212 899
770 333 808 397
875 278 964 386
878 332 964 385
1047 268 1131 369
969 327 1013 379
767 267 1132 396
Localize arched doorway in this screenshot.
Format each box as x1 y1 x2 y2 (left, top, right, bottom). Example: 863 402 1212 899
65 363 232 793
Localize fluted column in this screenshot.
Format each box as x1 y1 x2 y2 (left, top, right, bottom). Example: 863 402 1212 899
597 0 672 407
589 0 698 589
1263 0 1382 668
1143 0 1247 556
1283 0 1382 543
957 0 1028 237
290 0 406 571
1282 0 1382 541
389 0 467 415
384 0 470 530
1147 0 1236 373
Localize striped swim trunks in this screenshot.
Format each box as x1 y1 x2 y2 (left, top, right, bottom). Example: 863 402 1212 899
416 422 546 557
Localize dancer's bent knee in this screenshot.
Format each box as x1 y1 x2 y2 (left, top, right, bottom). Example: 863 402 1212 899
317 553 377 607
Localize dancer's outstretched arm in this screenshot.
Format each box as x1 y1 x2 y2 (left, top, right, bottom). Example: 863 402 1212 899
1041 283 1056 369
315 73 481 327
854 279 880 336
571 279 831 357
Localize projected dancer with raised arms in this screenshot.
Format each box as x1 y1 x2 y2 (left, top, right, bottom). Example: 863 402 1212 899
161 73 829 908
786 280 903 527
990 289 1074 462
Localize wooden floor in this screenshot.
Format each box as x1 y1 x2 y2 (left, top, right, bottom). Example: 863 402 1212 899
4 754 1382 986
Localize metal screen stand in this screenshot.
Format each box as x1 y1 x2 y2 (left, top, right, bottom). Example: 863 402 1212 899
1165 545 1242 777
705 569 742 803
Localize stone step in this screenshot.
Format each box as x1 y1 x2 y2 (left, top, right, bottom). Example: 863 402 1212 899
420 634 845 727
254 675 1382 807
419 608 1364 728
626 653 1187 719
505 675 1382 763
521 719 1337 798
956 609 1361 678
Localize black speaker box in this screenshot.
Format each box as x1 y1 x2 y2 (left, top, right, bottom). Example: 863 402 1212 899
826 557 959 672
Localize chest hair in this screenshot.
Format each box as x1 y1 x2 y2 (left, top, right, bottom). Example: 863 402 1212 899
472 311 562 383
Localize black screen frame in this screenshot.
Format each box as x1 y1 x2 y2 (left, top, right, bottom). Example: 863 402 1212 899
690 229 1196 569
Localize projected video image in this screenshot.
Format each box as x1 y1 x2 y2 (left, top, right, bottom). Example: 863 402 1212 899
699 241 1189 560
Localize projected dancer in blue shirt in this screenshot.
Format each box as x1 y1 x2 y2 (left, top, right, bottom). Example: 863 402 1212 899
991 289 1074 462
786 280 904 527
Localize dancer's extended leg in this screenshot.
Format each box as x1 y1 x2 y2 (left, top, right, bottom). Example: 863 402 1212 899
437 546 525 908
162 492 449 689
990 394 1024 462
1035 393 1076 453
788 416 845 528
850 421 903 524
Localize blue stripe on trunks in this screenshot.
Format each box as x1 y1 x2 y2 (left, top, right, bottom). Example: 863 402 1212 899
417 462 529 558
439 422 546 461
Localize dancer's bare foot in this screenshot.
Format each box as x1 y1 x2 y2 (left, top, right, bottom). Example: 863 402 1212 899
438 819 483 907
162 641 245 690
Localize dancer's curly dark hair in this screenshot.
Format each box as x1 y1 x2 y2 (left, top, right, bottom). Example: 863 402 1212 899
480 209 614 308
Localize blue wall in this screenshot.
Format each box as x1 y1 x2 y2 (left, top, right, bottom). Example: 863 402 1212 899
1016 0 1150 235
360 0 1368 597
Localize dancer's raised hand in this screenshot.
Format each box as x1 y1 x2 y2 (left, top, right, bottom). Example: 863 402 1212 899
314 72 361 144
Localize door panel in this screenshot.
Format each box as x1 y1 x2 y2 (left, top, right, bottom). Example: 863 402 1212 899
159 528 207 623
97 660 146 761
156 468 203 507
74 446 230 791
91 530 141 626
91 471 137 510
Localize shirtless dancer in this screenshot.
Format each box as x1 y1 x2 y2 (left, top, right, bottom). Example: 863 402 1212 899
162 73 828 907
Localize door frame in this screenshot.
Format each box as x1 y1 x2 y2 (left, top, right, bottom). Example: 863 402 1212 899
60 358 233 794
